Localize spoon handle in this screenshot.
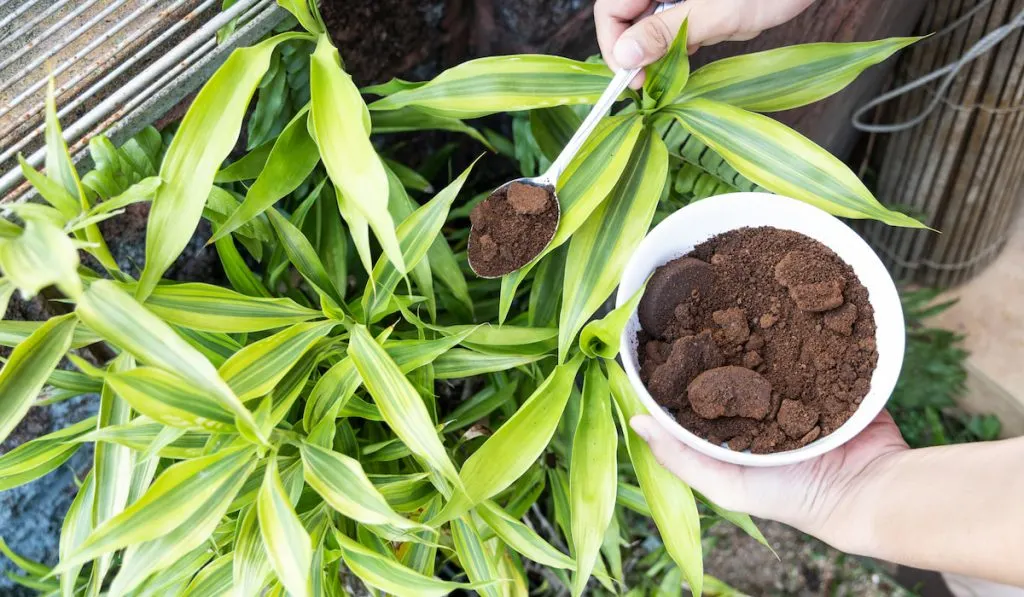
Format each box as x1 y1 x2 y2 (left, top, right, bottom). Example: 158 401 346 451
544 1 680 185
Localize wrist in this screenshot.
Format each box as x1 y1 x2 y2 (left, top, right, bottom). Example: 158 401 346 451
810 448 911 556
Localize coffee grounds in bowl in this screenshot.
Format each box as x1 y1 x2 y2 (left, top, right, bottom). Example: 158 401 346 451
636 226 879 454
468 181 558 277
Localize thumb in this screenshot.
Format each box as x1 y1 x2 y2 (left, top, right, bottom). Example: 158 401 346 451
612 3 688 70
629 415 745 508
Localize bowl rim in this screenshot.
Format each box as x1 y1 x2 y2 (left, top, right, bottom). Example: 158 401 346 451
615 192 906 467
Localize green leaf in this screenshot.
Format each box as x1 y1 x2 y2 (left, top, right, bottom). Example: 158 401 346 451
372 108 494 149
398 496 443 576
58 446 255 572
300 441 427 530
0 314 77 444
432 349 547 380
333 528 476 597
107 367 236 432
233 506 273 597
18 155 80 218
183 552 234 597
364 163 475 321
277 0 324 34
85 176 161 219
439 354 583 521
499 114 644 322
145 282 320 333
558 130 667 361
310 34 405 276
76 280 266 445
258 456 313 597
214 142 273 183
0 219 82 299
477 501 574 569
347 325 460 483
0 321 98 349
137 32 308 299
608 362 702 596
530 106 581 163
210 110 320 243
644 19 689 108
663 99 924 227
569 362 617 597
678 38 918 112
218 320 335 400
579 283 646 359
266 205 346 306
0 416 94 491
78 419 208 459
450 516 501 597
59 471 95 597
91 354 134 586
369 55 614 118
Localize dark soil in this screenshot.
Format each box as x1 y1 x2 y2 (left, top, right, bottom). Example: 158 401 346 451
637 227 878 454
467 181 557 277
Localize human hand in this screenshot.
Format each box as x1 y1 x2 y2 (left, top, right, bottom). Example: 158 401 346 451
629 411 909 551
595 0 818 88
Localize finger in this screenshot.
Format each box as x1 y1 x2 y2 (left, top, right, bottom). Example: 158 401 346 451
594 0 655 70
629 415 744 501
613 0 746 69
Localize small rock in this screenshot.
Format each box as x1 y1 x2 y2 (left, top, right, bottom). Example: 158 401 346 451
751 422 785 454
789 280 846 312
777 399 819 438
745 333 765 352
728 435 752 451
506 182 551 215
648 332 723 404
638 257 714 337
859 337 877 352
743 350 763 369
774 250 839 287
713 307 750 344
687 366 772 420
475 234 498 261
759 312 778 329
824 303 858 336
797 426 822 447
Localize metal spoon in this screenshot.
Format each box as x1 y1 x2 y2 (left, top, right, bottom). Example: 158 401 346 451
468 1 679 278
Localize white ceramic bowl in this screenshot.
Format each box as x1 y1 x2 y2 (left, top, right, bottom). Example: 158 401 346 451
616 192 905 467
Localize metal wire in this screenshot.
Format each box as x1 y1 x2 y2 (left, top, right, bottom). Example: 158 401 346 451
0 0 135 96
0 0 78 54
0 0 44 32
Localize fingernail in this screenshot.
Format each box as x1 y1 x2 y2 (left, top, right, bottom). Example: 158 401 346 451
630 417 653 441
614 38 645 69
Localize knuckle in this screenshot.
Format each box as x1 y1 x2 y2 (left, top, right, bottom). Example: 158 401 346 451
643 15 673 52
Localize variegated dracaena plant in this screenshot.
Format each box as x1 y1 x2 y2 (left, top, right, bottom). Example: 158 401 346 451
0 1 920 595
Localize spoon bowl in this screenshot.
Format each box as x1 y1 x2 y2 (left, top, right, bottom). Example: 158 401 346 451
467 175 558 279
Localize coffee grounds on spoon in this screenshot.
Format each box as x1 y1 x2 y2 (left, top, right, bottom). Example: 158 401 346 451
637 226 879 454
468 182 558 277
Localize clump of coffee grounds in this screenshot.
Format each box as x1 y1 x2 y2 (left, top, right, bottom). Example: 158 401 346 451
468 181 558 277
637 227 878 454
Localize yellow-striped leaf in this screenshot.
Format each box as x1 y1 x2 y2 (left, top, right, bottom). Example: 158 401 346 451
608 362 702 596
440 354 583 521
107 367 235 432
0 219 82 299
499 114 644 322
215 236 271 298
644 19 689 108
18 155 79 219
432 349 546 380
258 456 313 597
310 34 405 276
333 528 476 597
276 0 323 34
137 32 308 299
266 207 346 306
218 320 335 400
58 447 254 572
233 505 273 597
300 441 427 530
369 55 614 118
59 471 95 597
78 419 208 459
347 324 459 483
364 162 475 321
183 552 233 597
579 283 647 360
0 314 77 444
0 320 99 349
75 280 266 444
450 516 502 597
558 129 667 361
108 456 249 597
663 99 924 227
371 107 493 148
569 361 617 597
210 110 320 243
678 38 918 112
477 501 574 570
145 282 320 333
398 496 443 576
0 416 94 491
